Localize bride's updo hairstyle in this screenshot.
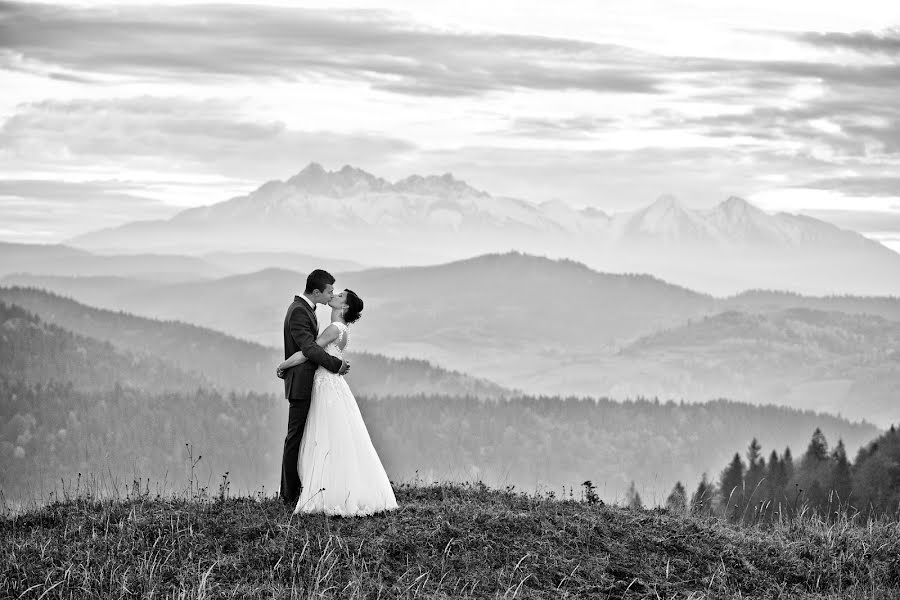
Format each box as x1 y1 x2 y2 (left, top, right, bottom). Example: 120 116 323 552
343 289 364 324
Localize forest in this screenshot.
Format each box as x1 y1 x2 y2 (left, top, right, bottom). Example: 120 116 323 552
1 377 887 509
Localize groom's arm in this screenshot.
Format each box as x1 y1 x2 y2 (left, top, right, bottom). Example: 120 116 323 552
289 308 344 373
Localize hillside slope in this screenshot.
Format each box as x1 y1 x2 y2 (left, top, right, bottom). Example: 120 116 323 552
7 255 900 424
2 484 898 599
618 308 900 425
0 301 203 392
0 241 227 282
2 253 717 365
0 287 508 398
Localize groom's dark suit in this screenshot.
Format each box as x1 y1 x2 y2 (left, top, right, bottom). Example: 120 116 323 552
280 295 344 504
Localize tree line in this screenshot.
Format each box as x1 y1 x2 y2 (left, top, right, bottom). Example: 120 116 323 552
664 427 900 520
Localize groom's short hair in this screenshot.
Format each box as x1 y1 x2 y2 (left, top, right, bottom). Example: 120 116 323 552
305 269 335 294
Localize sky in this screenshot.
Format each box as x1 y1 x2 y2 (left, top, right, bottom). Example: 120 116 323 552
1 0 899 251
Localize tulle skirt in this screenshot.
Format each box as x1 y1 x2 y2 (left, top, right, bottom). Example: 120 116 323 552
294 369 398 516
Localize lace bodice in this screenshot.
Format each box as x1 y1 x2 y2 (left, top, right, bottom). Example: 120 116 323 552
323 321 349 360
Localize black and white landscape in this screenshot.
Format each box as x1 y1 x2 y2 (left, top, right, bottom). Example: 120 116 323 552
4 164 899 429
3 158 900 501
3 2 900 596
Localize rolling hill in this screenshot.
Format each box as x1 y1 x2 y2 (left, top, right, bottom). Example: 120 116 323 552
722 289 900 321
0 287 508 398
6 254 900 425
0 301 202 392
201 251 365 275
0 242 227 282
617 308 900 425
1 295 888 505
2 253 718 348
0 242 365 284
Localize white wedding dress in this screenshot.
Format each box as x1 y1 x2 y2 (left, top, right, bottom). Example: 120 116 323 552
294 322 398 516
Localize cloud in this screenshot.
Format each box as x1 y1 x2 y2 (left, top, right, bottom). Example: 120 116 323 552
791 28 900 56
0 178 178 241
504 115 621 138
648 89 900 158
0 96 417 181
0 95 421 240
0 2 663 97
797 177 900 198
6 0 895 103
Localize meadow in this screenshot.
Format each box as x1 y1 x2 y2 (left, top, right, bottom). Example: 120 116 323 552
2 477 899 599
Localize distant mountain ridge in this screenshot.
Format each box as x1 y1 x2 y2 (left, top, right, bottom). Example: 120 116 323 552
617 307 900 425
0 242 226 282
0 242 365 282
281 163 492 199
0 287 508 399
68 162 900 295
7 252 900 425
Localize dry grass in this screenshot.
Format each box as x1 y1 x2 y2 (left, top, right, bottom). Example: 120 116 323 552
2 480 899 599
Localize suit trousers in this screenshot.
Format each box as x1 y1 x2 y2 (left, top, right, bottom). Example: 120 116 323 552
280 397 312 504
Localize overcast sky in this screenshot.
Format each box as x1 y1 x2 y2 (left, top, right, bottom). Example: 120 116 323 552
1 0 899 250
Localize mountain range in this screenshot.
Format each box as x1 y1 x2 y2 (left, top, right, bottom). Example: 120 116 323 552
7 253 900 426
68 163 900 296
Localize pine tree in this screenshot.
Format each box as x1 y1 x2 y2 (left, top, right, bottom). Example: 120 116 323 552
720 452 745 518
744 438 766 508
624 480 643 510
764 449 781 503
666 481 687 513
830 439 853 508
805 428 829 462
797 428 832 512
783 447 794 479
747 438 762 466
690 472 715 515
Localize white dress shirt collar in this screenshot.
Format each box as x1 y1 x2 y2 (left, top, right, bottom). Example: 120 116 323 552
299 294 316 310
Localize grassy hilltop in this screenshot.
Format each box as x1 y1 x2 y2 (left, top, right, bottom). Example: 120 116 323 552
2 483 899 599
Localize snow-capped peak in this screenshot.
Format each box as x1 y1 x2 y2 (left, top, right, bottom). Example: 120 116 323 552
714 196 765 220
286 162 390 196
650 194 682 210
616 194 715 242
394 173 489 198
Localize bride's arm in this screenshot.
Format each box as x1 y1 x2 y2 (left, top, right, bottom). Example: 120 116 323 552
277 325 341 371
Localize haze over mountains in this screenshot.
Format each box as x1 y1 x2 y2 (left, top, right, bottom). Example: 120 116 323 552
0 288 883 503
7 252 900 426
0 288 506 399
4 162 899 496
68 163 900 296
0 242 364 282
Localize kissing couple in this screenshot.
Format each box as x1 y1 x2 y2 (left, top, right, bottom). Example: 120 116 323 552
277 268 398 516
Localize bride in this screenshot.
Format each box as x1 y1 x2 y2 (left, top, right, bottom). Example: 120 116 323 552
277 289 398 517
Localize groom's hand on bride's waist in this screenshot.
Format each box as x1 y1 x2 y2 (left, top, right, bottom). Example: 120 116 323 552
339 359 350 376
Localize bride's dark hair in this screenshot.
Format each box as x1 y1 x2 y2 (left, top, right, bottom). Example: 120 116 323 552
343 289 363 324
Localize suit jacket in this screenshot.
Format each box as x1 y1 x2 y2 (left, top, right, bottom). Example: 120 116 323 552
283 296 344 400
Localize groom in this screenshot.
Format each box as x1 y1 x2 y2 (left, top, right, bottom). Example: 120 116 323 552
280 268 350 506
